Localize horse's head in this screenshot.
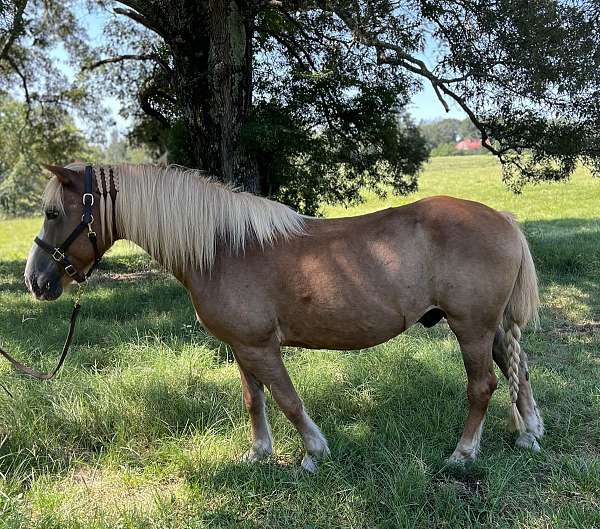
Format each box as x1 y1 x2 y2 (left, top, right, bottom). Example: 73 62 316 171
25 164 112 300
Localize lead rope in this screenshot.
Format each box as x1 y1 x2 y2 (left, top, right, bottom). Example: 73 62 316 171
0 164 104 394
0 283 86 391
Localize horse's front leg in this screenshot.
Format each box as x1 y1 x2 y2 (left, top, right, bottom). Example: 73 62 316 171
234 344 330 472
238 364 273 462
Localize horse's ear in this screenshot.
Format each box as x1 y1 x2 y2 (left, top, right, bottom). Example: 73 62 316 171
42 164 79 185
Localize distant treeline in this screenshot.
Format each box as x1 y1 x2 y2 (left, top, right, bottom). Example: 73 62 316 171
418 118 486 156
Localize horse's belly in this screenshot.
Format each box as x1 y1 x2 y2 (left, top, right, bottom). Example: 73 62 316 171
280 306 408 350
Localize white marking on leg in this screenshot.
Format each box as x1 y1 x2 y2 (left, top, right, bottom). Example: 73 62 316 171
299 410 330 473
449 419 485 464
241 438 272 462
301 453 319 473
301 411 330 458
515 432 541 452
242 396 273 463
515 395 543 452
524 396 544 438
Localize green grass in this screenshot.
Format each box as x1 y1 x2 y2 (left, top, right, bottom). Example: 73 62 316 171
0 155 599 528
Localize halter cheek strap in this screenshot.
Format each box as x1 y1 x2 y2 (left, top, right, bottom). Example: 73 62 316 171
0 165 104 385
34 166 101 283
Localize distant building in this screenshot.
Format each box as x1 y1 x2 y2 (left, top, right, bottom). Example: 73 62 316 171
455 138 482 151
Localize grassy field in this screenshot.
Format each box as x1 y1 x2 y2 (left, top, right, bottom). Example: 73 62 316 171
0 155 598 528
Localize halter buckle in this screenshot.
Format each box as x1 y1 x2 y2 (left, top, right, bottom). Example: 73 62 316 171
82 193 94 206
64 264 77 277
51 248 65 262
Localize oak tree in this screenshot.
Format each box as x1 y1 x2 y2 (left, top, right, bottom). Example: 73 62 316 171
3 0 600 213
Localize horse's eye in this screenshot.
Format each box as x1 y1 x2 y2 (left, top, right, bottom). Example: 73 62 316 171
45 209 59 220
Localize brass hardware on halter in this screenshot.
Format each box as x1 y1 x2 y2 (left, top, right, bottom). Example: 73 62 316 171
0 164 102 383
52 248 65 262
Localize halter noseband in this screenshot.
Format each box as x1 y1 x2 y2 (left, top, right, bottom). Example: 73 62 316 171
0 165 102 384
34 165 101 284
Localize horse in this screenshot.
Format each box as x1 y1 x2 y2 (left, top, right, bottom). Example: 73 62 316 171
24 163 544 472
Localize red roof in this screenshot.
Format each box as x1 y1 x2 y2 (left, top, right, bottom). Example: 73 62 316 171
455 138 482 151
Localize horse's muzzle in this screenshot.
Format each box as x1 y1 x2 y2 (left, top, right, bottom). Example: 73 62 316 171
25 273 63 301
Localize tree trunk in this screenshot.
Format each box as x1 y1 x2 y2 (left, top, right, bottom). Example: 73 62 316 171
120 0 261 192
167 0 260 193
206 0 260 192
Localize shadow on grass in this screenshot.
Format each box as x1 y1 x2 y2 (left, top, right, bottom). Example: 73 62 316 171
181 354 501 528
524 218 600 277
0 218 598 524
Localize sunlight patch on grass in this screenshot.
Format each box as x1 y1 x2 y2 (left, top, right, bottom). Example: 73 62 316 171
29 467 189 526
1 155 599 528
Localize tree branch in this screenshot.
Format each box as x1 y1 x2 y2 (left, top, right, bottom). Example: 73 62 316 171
6 55 32 122
138 81 171 127
330 7 507 158
113 6 169 41
82 53 172 75
0 0 28 62
263 28 318 72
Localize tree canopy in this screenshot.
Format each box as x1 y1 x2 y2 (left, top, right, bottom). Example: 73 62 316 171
0 95 94 215
1 0 599 214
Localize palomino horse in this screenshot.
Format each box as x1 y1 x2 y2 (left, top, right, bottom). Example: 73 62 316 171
24 163 544 471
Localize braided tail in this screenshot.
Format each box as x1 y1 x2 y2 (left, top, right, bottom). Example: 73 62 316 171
501 213 540 433
505 321 525 432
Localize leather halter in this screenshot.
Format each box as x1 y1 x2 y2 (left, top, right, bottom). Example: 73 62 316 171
34 165 101 283
0 165 102 384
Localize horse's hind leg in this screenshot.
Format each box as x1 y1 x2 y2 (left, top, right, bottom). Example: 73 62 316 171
234 345 330 472
493 327 544 450
448 327 498 464
238 364 273 462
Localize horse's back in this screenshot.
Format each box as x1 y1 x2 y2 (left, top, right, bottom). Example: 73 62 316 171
305 195 520 262
294 195 524 327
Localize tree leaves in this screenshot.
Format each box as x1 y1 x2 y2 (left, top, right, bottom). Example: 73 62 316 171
2 0 600 212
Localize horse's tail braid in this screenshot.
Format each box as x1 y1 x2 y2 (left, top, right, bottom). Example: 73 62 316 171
504 322 525 432
501 213 540 434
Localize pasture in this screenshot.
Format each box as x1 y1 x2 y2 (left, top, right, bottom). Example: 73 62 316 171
0 155 598 528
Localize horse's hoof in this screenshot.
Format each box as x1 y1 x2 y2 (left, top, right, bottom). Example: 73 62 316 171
241 445 272 463
301 454 318 473
515 432 541 452
446 450 476 466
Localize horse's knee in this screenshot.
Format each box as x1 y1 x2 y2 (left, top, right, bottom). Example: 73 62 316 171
467 372 497 404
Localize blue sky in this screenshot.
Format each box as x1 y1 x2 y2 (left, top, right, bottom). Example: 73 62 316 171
69 8 464 137
409 83 464 122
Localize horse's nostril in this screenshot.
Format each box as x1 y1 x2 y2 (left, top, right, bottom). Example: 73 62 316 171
27 276 44 295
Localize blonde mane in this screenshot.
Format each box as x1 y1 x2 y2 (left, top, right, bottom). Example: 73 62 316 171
43 164 305 272
42 176 65 216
